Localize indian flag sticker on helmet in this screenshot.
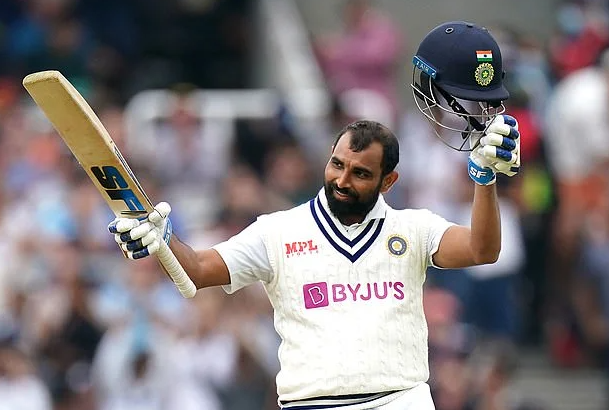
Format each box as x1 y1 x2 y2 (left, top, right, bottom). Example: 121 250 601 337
476 50 493 62
475 63 494 86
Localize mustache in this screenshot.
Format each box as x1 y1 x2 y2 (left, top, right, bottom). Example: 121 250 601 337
331 184 358 199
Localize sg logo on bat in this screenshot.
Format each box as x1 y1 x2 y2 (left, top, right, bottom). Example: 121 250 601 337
91 165 145 212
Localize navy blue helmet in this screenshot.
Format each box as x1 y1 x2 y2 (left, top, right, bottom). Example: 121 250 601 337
411 21 509 151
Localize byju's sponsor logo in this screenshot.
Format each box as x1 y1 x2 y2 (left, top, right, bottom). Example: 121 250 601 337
303 282 329 309
302 281 405 309
285 240 319 258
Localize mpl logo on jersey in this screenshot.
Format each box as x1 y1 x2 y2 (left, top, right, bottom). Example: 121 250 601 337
302 281 405 309
285 240 319 258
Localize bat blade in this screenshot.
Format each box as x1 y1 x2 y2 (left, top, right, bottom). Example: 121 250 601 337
23 70 196 298
23 71 152 217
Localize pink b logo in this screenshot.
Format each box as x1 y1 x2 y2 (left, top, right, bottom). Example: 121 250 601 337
303 282 329 309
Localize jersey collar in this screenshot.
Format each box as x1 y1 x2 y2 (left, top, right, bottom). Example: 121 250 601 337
310 188 387 263
316 187 387 227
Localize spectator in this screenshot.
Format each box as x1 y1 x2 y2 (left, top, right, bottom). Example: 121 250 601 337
548 1 609 81
393 109 464 218
0 344 52 410
454 176 526 342
263 141 320 205
425 286 474 410
466 340 548 410
570 192 609 371
18 242 103 405
125 86 236 233
90 259 190 410
315 0 403 124
173 288 238 410
544 47 609 365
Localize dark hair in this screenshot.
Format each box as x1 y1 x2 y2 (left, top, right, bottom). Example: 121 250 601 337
332 120 399 176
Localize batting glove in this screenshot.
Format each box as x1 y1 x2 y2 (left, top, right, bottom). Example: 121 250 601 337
108 202 173 260
467 114 520 185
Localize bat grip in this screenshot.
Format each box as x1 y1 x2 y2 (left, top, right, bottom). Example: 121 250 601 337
157 241 197 298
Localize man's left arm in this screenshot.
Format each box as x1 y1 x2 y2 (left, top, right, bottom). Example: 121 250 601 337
433 114 520 269
433 185 501 268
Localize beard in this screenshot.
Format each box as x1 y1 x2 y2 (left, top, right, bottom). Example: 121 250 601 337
324 180 382 223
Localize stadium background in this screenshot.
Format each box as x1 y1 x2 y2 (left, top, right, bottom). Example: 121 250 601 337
0 0 608 409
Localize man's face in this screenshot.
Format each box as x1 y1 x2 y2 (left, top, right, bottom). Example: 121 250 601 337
323 132 385 224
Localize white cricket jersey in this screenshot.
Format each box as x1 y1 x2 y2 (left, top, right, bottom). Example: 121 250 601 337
213 189 453 405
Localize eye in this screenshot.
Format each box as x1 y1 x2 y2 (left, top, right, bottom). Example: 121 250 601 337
354 170 371 179
331 159 343 169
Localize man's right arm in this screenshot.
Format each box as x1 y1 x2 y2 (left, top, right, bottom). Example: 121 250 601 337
109 203 273 293
167 235 231 289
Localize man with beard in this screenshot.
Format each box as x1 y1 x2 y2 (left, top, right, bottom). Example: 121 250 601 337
108 22 520 410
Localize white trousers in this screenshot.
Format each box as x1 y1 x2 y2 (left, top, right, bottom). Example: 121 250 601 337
376 383 435 410
280 383 435 410
304 383 436 410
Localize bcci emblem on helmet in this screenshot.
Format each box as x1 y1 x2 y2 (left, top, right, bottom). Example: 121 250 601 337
475 63 494 86
387 235 408 257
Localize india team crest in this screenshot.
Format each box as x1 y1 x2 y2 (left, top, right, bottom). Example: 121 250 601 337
386 235 408 257
474 62 494 86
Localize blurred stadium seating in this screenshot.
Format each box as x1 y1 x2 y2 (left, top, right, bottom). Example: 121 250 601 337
1 1 609 410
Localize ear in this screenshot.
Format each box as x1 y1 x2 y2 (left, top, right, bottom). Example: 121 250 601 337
380 171 399 193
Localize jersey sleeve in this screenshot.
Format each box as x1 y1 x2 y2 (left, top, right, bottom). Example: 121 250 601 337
422 210 455 268
212 219 273 294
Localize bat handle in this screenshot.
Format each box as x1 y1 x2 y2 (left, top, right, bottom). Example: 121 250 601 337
157 241 197 298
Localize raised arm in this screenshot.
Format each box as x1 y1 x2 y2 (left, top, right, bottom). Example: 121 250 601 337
433 114 520 269
432 184 501 268
167 236 230 289
108 207 273 294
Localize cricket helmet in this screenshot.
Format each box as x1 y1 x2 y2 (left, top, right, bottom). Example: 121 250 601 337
411 21 509 151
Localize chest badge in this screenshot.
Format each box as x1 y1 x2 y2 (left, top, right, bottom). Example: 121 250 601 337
387 235 408 257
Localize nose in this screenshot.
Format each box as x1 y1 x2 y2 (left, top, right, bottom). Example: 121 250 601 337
335 171 351 189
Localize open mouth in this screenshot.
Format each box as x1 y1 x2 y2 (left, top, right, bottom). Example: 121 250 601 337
333 188 355 201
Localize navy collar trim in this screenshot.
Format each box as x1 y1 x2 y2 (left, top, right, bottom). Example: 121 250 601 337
309 198 384 263
315 197 374 246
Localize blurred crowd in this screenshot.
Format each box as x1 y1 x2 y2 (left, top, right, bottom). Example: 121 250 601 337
1 0 609 409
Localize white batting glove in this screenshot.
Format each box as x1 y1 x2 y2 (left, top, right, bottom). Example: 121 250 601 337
107 202 173 260
468 114 520 185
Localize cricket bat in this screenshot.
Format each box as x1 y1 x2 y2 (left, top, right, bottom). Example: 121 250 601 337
22 70 197 298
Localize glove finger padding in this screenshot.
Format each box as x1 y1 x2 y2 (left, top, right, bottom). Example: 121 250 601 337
117 221 155 242
486 122 520 139
468 114 521 184
494 162 519 176
479 133 517 151
468 114 519 150
128 241 160 260
108 201 173 260
479 145 517 164
493 151 520 176
149 202 171 225
501 114 518 129
108 218 141 234
148 202 173 246
121 230 159 252
481 114 520 175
